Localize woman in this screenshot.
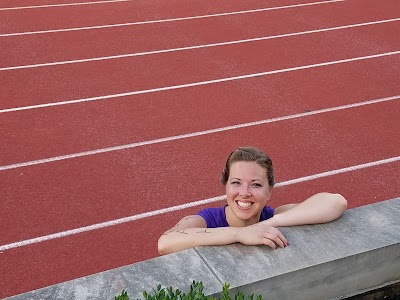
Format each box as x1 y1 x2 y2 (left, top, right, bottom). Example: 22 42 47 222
158 146 347 255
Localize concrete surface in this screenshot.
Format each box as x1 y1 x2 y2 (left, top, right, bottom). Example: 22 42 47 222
5 249 222 300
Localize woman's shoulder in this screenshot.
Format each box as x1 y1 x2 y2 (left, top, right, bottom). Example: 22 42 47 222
259 205 275 221
197 206 229 228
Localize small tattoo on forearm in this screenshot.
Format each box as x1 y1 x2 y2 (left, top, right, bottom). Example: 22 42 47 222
196 229 211 234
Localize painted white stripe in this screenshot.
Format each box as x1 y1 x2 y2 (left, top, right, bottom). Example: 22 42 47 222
0 0 130 11
0 0 346 36
1 155 398 251
1 95 399 171
1 51 399 114
2 18 399 71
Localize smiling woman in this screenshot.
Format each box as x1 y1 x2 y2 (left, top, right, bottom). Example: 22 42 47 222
158 146 348 255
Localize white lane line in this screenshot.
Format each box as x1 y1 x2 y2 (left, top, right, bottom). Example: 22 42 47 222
2 18 399 71
1 51 399 114
1 95 399 171
0 0 346 36
1 155 399 251
0 0 130 11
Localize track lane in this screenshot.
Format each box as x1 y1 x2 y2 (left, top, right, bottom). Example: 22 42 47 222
1 56 399 166
1 161 399 299
0 0 339 32
1 99 399 245
1 22 399 110
0 0 127 8
1 0 398 67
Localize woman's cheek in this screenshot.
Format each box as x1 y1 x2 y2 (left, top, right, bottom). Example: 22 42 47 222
226 186 238 196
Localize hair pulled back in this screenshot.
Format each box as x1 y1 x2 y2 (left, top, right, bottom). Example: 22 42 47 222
220 146 274 188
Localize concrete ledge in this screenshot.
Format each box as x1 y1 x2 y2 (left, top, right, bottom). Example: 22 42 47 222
6 249 223 300
7 198 400 300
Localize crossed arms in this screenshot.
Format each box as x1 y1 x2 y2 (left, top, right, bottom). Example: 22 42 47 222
158 193 347 255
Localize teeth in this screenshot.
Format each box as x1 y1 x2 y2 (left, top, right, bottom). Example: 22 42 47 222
237 201 252 208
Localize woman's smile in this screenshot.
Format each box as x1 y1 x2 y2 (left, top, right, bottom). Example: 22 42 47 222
236 200 253 209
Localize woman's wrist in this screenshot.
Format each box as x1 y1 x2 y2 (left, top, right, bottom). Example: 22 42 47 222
266 215 281 227
231 227 241 243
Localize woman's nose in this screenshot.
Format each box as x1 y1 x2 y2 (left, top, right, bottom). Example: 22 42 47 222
239 186 251 196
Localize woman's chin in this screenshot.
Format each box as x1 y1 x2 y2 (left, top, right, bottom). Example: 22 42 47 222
233 206 259 222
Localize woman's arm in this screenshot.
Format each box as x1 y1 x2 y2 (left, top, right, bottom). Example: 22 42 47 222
265 193 347 227
158 215 287 255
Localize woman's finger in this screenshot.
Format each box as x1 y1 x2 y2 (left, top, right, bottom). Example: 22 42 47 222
275 231 288 246
262 238 277 250
261 225 288 247
264 232 285 248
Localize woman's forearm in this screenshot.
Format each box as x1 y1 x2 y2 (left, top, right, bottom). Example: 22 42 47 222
267 193 347 227
158 221 288 254
158 227 240 255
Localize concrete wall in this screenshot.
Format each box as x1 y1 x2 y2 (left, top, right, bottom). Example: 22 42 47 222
6 198 400 300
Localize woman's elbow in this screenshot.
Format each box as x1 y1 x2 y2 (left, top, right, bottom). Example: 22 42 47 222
158 236 189 255
331 193 348 217
158 236 172 255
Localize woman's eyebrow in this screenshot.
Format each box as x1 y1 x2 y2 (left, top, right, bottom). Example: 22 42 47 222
230 178 265 182
251 178 264 182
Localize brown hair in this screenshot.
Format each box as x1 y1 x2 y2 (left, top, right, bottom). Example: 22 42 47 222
220 146 274 188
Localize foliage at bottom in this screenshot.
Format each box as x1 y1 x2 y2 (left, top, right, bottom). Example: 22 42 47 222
114 281 262 300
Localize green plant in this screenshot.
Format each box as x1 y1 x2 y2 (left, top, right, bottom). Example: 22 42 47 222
114 289 129 300
113 281 262 300
220 282 261 300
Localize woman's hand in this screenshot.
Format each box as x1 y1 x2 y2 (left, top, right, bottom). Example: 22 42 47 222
236 222 288 249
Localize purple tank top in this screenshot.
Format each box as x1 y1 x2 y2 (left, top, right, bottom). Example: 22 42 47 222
197 205 274 228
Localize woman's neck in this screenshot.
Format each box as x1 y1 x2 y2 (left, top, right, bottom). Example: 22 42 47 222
225 206 260 227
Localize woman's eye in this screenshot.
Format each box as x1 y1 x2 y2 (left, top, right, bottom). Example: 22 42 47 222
231 181 240 185
252 183 262 187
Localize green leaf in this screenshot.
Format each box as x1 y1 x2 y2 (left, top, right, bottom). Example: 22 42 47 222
114 289 129 300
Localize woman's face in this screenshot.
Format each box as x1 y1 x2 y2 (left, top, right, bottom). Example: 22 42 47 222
225 161 271 226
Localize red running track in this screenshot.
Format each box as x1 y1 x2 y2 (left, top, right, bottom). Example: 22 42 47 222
1 0 399 67
1 99 400 244
0 0 332 32
1 21 399 109
1 56 399 165
0 0 399 298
